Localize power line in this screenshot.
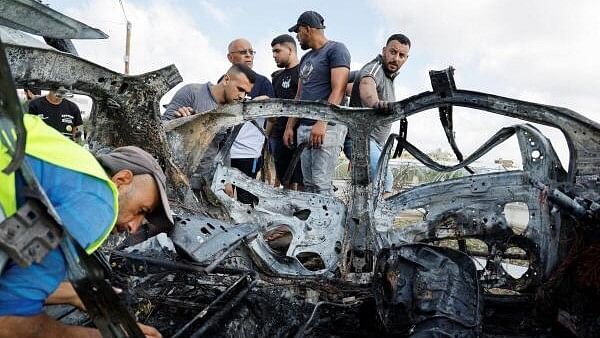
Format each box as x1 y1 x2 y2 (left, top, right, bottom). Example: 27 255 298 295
118 0 129 22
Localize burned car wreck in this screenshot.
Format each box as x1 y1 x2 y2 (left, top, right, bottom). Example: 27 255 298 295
2 3 600 337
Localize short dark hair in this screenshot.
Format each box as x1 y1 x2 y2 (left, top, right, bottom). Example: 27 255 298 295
24 85 41 95
228 63 257 84
271 34 297 51
387 34 411 48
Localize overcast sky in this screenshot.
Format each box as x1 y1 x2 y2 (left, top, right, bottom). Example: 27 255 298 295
48 0 600 168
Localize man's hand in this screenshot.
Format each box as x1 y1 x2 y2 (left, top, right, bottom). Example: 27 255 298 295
47 282 123 312
265 118 277 138
138 323 162 338
373 100 391 114
224 183 234 197
283 127 295 148
253 95 269 101
173 106 194 117
71 126 82 143
46 282 84 310
310 121 327 148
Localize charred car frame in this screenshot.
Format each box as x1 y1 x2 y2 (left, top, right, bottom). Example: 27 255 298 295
1 2 600 337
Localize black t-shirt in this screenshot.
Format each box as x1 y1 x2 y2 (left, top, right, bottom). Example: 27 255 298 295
28 96 82 138
271 65 299 138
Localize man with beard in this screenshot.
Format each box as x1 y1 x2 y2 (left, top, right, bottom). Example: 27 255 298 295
267 34 303 190
0 115 168 338
349 34 411 196
283 11 351 195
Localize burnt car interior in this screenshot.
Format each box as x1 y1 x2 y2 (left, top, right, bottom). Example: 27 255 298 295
2 1 600 337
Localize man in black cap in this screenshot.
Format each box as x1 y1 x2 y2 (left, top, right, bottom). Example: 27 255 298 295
283 11 351 195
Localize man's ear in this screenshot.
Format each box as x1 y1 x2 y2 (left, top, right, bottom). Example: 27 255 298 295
222 73 231 85
111 169 134 187
382 46 386 55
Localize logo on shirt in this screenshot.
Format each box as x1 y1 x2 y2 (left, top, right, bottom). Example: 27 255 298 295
281 76 291 89
61 114 74 125
299 62 313 83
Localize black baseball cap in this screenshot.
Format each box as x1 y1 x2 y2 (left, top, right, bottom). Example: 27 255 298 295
96 146 174 230
288 11 326 33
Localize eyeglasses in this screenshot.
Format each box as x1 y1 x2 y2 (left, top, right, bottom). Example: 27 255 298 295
229 49 256 56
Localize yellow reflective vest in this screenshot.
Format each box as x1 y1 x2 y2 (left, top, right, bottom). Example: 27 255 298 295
0 114 118 254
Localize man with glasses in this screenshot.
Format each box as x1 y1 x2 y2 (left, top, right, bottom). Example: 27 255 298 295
225 38 274 205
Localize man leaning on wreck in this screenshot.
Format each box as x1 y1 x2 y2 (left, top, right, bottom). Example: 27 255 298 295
283 11 351 195
349 33 411 196
162 63 255 119
162 63 256 185
0 119 167 338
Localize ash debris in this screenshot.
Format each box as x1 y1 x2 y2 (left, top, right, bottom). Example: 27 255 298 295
105 235 378 338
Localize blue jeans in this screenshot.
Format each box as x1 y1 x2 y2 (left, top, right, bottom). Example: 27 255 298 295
369 139 393 193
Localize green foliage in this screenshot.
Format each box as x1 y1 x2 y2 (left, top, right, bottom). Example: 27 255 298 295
333 154 467 192
392 164 466 191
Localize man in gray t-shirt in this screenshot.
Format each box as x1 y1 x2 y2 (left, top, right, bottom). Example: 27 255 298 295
283 11 351 195
163 83 218 120
349 34 411 194
161 64 256 182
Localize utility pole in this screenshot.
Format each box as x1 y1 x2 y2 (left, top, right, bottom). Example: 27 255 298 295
119 0 131 74
124 20 131 74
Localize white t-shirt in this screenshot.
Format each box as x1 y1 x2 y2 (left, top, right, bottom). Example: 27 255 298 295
230 118 265 158
229 73 272 159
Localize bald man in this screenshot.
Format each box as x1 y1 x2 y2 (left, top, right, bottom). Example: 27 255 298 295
225 38 274 205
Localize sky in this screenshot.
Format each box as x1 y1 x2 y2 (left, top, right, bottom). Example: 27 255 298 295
45 0 600 169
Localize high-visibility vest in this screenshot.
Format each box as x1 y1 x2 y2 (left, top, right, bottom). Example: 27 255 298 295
0 114 118 254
